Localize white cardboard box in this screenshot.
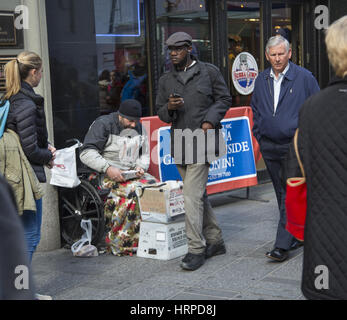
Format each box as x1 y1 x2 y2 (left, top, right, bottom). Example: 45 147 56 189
137 181 185 223
137 220 188 260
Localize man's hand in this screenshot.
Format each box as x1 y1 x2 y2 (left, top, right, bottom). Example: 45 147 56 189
106 166 125 182
168 94 184 111
201 122 214 132
135 167 145 178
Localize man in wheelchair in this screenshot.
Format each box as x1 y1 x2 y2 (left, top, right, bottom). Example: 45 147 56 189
80 99 155 256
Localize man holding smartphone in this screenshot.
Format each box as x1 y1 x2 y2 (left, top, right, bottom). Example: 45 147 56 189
156 32 232 271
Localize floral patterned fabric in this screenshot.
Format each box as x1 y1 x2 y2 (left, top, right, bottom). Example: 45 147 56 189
102 174 156 256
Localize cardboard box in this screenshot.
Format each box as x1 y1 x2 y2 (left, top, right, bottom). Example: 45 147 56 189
137 181 185 223
137 220 188 260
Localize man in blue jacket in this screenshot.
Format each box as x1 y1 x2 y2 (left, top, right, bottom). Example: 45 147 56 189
251 35 320 262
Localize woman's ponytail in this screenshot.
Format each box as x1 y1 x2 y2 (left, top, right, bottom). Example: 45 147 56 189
3 59 21 100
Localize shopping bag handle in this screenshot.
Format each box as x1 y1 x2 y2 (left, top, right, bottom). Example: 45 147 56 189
293 129 305 178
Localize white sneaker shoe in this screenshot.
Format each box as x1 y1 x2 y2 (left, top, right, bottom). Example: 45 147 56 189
35 293 53 300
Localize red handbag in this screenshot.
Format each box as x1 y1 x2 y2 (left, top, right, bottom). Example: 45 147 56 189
285 129 306 241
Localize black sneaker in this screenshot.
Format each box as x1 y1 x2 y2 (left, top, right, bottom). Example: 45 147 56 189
205 241 226 259
180 253 205 271
181 252 194 263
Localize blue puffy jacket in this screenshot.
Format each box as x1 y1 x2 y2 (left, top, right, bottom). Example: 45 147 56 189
251 61 320 144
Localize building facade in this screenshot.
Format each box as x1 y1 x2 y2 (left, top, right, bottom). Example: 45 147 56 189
0 0 344 250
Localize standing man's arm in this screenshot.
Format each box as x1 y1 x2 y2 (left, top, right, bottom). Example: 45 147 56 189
156 76 180 124
250 77 262 143
306 73 320 96
201 65 233 130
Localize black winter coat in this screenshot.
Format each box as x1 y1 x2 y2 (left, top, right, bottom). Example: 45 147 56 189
6 82 52 182
298 76 347 300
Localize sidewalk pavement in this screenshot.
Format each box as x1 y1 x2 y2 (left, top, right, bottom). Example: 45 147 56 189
32 182 306 300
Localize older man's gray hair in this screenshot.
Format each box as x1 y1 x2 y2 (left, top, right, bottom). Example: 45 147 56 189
265 35 290 53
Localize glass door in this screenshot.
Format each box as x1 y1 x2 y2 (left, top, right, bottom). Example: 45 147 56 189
155 0 211 75
226 1 263 107
272 1 304 66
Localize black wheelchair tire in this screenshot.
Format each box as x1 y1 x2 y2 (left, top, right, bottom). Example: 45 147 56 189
59 180 105 247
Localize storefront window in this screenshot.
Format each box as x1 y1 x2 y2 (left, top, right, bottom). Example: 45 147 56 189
272 2 303 66
155 0 211 74
94 0 150 116
227 1 262 107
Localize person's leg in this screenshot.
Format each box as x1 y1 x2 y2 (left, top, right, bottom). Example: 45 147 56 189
20 198 43 263
263 158 294 251
177 163 211 255
202 190 223 245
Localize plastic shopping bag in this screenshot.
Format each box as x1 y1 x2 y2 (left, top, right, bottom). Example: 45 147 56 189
50 143 81 188
71 219 98 257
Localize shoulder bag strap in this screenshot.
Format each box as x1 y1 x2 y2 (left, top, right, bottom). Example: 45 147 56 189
294 128 305 178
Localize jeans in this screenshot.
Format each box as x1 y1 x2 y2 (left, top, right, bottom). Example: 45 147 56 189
176 163 223 255
20 198 43 263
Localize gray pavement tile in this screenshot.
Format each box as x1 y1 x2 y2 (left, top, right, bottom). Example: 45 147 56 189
245 276 303 299
267 252 304 281
106 279 185 300
180 287 239 299
53 286 118 300
231 292 290 300
170 292 228 300
145 262 213 287
193 257 283 292
229 221 277 243
33 271 88 296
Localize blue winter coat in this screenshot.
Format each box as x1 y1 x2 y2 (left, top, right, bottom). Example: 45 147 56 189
251 61 320 145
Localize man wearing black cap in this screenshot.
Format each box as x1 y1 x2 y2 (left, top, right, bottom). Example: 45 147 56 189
80 99 149 182
156 32 232 271
79 99 151 255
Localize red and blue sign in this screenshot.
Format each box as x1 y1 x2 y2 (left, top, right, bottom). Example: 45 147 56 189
141 107 260 195
157 116 257 187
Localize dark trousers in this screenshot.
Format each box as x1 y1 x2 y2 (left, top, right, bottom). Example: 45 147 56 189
263 158 295 250
260 137 296 250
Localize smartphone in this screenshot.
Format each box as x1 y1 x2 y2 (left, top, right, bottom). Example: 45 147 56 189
172 93 181 98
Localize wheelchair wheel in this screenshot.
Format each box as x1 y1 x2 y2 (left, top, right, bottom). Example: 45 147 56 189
59 180 105 246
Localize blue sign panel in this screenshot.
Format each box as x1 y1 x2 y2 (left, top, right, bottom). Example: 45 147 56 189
158 116 257 185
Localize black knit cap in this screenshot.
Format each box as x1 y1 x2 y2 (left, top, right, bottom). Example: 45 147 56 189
166 32 192 47
118 99 142 121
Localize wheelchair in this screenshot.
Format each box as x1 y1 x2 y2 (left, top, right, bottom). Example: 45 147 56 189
58 139 110 247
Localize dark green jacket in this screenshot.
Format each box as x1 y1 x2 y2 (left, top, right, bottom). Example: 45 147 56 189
0 129 43 215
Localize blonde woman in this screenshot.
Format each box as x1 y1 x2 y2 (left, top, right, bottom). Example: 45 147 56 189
4 52 55 299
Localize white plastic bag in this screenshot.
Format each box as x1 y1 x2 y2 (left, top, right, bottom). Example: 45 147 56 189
71 219 98 257
50 143 81 188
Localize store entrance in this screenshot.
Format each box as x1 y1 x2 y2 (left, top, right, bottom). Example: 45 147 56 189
226 0 304 107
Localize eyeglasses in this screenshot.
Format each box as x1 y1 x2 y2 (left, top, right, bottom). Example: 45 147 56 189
167 46 187 53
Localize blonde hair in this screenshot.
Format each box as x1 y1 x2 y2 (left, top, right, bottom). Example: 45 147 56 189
325 15 347 78
3 51 42 100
